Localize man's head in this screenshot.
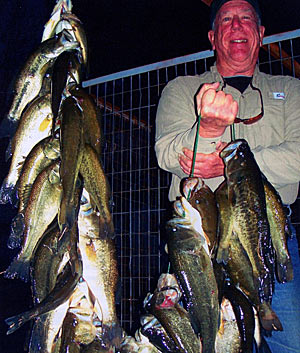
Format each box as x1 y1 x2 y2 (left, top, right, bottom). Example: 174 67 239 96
210 0 262 29
208 0 265 76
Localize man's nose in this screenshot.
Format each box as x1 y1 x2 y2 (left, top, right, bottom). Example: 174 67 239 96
231 15 242 29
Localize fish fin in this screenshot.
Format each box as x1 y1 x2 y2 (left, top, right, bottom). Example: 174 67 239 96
0 118 18 139
7 213 25 249
276 257 294 283
4 257 30 282
258 303 283 332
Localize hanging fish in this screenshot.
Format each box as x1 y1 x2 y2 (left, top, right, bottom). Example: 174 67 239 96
0 29 79 138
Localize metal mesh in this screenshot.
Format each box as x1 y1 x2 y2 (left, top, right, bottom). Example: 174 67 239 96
83 29 300 334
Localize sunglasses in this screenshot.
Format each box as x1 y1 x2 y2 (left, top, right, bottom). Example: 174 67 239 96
221 81 264 125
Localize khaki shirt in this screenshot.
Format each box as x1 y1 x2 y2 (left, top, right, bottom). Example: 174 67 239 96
155 65 300 204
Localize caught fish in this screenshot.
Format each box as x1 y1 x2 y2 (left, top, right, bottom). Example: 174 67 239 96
1 29 79 137
4 161 62 282
78 203 121 347
263 176 294 283
144 281 201 353
121 328 162 353
0 93 53 206
79 144 114 238
216 281 255 353
216 139 281 332
5 223 82 334
59 95 84 231
70 84 102 156
8 136 60 249
166 196 219 353
182 177 218 255
42 0 73 41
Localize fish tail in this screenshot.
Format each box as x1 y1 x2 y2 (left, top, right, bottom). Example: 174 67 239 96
0 180 17 205
258 302 283 332
5 310 32 335
216 246 229 264
4 258 30 282
8 213 25 249
276 258 294 283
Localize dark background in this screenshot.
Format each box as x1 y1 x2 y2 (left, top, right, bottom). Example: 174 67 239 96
1 1 300 352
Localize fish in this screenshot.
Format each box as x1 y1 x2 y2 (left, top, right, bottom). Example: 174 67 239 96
144 287 202 353
181 177 218 255
42 0 73 42
59 95 84 231
0 29 79 137
79 144 114 238
219 281 256 353
4 160 62 282
262 176 294 283
27 300 70 353
78 203 121 348
70 84 102 156
140 314 179 352
0 93 53 206
216 139 281 332
8 135 60 249
81 338 116 353
166 196 219 353
5 223 82 335
59 12 89 67
58 312 83 353
121 327 162 353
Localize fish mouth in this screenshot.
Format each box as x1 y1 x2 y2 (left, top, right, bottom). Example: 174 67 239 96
182 177 204 199
220 140 243 163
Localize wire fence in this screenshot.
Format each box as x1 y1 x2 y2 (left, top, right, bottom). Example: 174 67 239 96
83 28 300 334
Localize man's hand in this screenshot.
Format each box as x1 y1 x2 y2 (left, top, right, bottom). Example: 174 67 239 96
178 142 227 178
196 82 238 138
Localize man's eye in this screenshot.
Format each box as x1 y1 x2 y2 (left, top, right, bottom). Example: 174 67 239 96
222 17 231 22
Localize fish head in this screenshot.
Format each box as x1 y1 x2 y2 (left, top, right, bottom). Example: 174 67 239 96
181 177 204 199
220 139 256 179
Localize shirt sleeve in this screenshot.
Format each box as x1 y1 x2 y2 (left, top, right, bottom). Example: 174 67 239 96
154 77 222 179
253 77 300 189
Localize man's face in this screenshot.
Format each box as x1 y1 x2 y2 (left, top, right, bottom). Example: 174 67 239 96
208 0 265 75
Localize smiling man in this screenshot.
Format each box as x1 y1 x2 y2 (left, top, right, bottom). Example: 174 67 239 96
155 0 300 351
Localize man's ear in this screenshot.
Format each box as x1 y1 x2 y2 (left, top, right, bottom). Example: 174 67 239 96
259 26 265 46
208 30 216 50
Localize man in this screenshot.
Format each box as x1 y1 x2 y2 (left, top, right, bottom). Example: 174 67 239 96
155 0 300 351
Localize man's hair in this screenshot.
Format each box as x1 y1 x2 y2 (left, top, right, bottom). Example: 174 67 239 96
210 0 262 29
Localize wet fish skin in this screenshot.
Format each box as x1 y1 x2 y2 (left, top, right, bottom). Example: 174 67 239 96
2 29 79 134
262 176 294 283
5 224 82 335
146 290 202 353
4 161 62 282
182 177 218 255
70 84 102 156
0 93 53 206
78 205 121 348
166 197 219 353
222 281 255 353
8 136 60 249
217 139 281 332
59 95 84 231
79 144 114 238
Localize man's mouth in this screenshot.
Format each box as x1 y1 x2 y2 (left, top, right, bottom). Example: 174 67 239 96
231 39 247 43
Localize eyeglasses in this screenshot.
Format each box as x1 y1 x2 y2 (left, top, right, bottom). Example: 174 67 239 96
221 81 264 125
